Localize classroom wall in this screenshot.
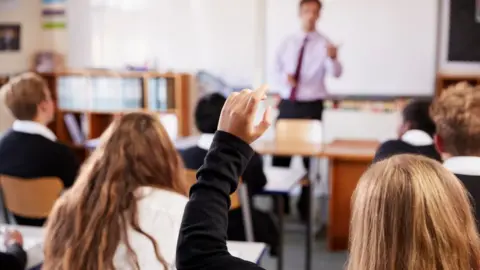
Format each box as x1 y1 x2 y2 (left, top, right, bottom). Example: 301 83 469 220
439 0 480 74
0 0 42 74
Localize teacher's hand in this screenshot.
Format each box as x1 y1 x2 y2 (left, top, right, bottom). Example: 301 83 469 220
218 85 272 144
327 43 338 60
287 74 297 87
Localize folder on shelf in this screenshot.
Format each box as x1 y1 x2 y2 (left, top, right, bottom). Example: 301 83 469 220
64 113 85 145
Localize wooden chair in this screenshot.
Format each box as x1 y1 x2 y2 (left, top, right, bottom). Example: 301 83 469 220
275 119 322 185
276 119 323 144
185 169 254 241
0 176 63 222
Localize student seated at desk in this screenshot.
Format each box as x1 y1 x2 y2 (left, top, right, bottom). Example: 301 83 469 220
348 154 480 270
0 230 27 270
373 100 441 162
180 93 278 255
44 112 189 270
431 82 480 228
0 73 79 226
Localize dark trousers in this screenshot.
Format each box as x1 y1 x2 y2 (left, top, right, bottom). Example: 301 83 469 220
272 99 324 220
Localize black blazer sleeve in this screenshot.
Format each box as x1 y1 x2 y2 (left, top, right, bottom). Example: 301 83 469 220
57 144 79 188
176 131 264 270
0 244 27 270
373 140 396 163
242 152 267 195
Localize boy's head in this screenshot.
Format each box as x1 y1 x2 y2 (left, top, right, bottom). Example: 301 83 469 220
195 93 227 134
4 72 55 125
398 100 436 138
431 82 480 157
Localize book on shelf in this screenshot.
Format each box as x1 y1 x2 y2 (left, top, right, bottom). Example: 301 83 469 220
148 77 175 111
58 76 143 112
64 113 86 145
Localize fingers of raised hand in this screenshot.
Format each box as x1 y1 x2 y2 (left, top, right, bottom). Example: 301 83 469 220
246 85 269 114
253 105 272 139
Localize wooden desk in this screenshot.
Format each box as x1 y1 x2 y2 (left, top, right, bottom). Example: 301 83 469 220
252 140 323 157
227 241 267 264
322 140 378 251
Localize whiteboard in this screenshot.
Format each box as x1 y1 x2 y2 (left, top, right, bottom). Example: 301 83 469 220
69 0 259 86
265 0 439 97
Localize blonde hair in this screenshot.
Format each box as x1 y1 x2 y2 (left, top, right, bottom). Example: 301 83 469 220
431 82 480 156
347 154 480 270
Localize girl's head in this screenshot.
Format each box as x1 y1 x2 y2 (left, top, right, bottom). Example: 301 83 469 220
44 112 188 270
348 154 480 270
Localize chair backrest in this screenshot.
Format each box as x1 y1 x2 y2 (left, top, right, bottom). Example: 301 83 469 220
0 175 63 218
276 119 322 143
185 169 241 209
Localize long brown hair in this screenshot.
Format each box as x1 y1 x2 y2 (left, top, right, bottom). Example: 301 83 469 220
347 154 480 270
44 112 188 270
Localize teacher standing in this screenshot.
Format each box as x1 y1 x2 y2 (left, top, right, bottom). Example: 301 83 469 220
273 0 342 220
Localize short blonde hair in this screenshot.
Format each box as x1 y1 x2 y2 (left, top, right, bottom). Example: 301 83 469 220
431 82 480 156
4 72 48 121
347 154 480 270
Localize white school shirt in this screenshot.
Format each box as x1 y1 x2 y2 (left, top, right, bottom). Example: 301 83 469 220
113 187 188 270
400 129 434 146
444 156 480 177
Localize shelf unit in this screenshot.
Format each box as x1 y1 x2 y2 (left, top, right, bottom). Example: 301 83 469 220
436 73 480 96
39 70 191 161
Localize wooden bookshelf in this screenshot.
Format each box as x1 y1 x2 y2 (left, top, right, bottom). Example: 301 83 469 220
39 70 191 161
436 73 480 96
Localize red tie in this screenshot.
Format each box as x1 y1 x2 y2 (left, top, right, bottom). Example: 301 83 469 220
289 37 308 101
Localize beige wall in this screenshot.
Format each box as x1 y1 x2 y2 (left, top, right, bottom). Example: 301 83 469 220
0 0 42 74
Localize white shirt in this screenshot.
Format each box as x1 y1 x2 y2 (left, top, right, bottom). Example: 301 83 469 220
197 133 215 150
12 120 57 141
400 129 434 146
444 156 480 177
114 187 188 270
275 31 342 101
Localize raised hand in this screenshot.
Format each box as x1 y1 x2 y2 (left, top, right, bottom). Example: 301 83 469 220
218 85 272 144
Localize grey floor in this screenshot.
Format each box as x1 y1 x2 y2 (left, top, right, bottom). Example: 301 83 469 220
258 217 347 270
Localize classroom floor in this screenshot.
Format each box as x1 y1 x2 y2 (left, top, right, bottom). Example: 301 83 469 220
259 216 347 270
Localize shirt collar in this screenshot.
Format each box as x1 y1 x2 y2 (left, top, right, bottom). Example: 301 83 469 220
297 30 320 40
400 129 433 146
197 133 215 150
443 156 480 176
12 120 57 141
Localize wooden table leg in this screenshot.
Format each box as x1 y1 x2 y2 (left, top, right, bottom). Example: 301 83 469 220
328 158 370 251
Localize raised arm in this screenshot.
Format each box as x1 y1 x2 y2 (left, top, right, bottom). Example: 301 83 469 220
176 87 271 270
325 41 342 78
326 57 342 78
